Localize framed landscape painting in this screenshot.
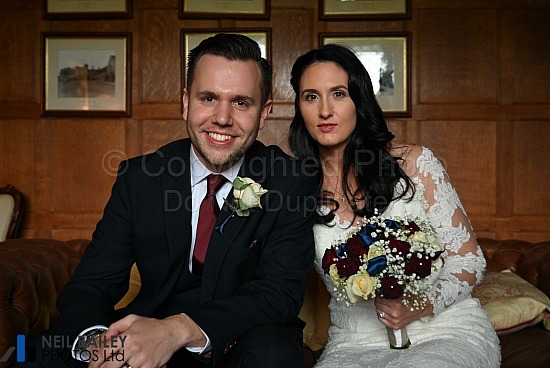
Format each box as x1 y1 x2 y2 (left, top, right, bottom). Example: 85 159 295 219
181 29 271 88
179 0 269 19
43 0 132 19
43 33 131 117
321 33 411 117
320 0 409 20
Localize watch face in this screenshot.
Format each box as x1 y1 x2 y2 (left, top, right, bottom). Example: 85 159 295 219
72 326 108 362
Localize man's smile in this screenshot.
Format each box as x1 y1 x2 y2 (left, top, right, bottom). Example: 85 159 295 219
208 132 234 142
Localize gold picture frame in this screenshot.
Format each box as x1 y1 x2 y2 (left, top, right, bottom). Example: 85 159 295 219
179 0 270 19
320 0 410 20
321 33 411 117
181 29 271 90
43 0 132 19
43 33 132 117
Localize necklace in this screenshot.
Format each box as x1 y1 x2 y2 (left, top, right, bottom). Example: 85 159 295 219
326 174 346 203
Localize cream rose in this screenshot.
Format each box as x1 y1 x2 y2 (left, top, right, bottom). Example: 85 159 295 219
345 271 375 303
410 231 427 243
329 264 341 284
411 231 442 253
367 245 384 260
232 177 268 216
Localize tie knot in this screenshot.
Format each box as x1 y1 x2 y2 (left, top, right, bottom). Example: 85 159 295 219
206 174 226 196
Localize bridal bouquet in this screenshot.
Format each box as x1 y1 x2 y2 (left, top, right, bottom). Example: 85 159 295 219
321 210 443 348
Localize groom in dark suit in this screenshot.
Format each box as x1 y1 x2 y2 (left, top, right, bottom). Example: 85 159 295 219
20 34 317 368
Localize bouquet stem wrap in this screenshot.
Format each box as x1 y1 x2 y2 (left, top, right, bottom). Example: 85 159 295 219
386 326 411 349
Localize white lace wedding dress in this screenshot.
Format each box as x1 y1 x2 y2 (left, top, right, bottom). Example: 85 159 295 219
313 147 501 368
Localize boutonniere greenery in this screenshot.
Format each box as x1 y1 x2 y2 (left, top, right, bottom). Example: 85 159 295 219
230 176 268 216
215 177 268 234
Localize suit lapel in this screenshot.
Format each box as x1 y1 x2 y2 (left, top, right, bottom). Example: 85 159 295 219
163 139 193 261
201 142 267 301
153 139 193 302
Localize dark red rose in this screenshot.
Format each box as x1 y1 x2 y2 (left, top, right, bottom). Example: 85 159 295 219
388 238 411 256
336 257 361 277
404 221 420 236
380 276 404 299
405 256 432 278
322 248 338 273
346 235 368 257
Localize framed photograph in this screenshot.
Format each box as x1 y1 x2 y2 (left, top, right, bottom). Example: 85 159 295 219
181 29 271 89
43 0 132 19
179 0 270 19
43 33 131 117
321 33 411 117
320 0 410 20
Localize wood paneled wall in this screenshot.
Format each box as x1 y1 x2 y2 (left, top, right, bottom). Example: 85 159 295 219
1 0 549 242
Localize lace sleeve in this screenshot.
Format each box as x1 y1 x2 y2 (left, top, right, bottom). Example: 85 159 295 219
412 147 486 314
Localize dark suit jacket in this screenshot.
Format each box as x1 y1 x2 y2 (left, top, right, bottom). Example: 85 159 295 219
55 139 318 364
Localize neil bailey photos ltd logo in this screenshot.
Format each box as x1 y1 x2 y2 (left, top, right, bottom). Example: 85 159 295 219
1 332 126 364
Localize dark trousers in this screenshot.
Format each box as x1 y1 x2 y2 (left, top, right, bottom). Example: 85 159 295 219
13 324 303 368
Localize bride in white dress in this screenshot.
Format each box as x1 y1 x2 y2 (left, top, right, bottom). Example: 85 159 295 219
288 44 500 368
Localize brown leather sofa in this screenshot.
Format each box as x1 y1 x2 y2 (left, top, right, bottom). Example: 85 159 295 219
1 238 549 368
0 239 88 368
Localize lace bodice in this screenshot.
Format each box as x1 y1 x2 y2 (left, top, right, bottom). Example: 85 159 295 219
313 146 486 315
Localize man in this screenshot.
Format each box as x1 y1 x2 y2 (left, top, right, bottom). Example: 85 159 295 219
21 34 317 367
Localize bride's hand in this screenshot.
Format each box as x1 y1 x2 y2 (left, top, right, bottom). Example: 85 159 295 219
374 296 433 329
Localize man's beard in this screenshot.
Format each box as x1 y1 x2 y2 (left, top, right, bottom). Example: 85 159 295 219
189 133 255 172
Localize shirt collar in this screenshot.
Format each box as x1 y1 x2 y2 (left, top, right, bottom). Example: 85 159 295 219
190 145 244 187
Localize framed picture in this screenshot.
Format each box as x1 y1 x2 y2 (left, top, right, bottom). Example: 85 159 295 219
179 0 270 19
320 0 410 20
181 29 271 89
43 33 132 117
321 33 411 117
43 0 132 19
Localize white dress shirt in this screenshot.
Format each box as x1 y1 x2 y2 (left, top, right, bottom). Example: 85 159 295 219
188 145 243 272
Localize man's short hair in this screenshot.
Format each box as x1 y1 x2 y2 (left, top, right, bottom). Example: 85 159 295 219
186 33 272 105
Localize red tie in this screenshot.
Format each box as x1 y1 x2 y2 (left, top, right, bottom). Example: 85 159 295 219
193 174 226 274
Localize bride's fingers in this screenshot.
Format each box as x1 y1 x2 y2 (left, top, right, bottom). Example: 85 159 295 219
376 312 393 328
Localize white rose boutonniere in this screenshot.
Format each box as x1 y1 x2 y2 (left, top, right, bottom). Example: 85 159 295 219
231 176 268 216
215 176 268 234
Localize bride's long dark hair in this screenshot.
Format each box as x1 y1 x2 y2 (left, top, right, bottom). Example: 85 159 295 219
288 44 414 224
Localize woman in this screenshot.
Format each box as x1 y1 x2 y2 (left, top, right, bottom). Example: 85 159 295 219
289 44 500 367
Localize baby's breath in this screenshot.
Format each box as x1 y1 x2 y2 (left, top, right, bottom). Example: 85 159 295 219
321 211 443 310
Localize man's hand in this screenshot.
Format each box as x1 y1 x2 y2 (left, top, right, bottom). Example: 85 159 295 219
374 296 433 330
88 314 207 368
